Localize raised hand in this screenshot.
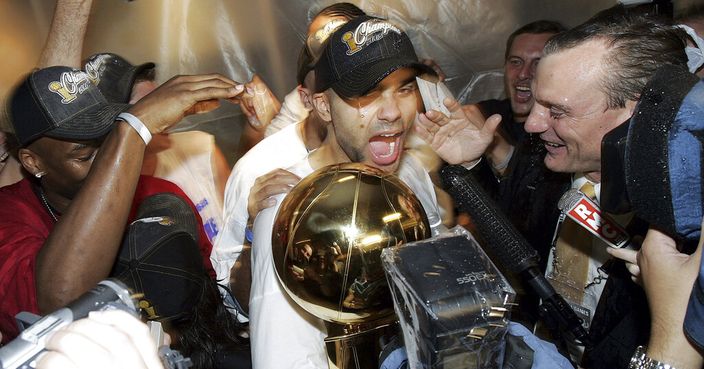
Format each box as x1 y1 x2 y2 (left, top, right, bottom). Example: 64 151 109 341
128 74 245 135
237 74 282 131
415 97 501 166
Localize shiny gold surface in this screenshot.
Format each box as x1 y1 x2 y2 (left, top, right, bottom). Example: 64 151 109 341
272 163 430 325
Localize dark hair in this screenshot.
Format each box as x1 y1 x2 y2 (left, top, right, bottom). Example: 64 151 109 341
544 7 688 109
314 2 365 21
169 278 248 369
504 20 567 60
298 3 367 85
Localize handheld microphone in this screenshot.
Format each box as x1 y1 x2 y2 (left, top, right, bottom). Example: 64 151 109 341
440 164 590 346
558 189 633 249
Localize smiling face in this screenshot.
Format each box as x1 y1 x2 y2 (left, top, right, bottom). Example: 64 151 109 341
504 32 555 122
524 40 636 182
316 67 422 173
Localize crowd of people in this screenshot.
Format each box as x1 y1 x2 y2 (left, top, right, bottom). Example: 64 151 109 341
1 1 703 369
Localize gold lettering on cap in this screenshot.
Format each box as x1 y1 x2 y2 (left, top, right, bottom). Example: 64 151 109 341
342 20 402 56
47 71 92 104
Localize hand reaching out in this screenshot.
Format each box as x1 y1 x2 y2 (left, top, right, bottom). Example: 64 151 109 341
415 97 501 166
36 310 164 369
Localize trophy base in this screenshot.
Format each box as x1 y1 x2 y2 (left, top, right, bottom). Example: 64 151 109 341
324 321 398 369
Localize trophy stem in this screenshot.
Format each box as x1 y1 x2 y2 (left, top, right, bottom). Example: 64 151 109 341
324 321 398 369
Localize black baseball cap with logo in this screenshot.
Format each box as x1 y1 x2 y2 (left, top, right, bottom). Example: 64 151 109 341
314 15 434 98
9 66 129 147
84 53 156 104
111 192 207 322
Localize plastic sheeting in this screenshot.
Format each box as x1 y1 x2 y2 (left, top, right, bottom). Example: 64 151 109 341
1 0 700 161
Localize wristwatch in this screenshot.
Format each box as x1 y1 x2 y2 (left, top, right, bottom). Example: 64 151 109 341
629 346 679 369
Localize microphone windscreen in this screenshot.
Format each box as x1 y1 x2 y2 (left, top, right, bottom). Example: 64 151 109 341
626 65 702 242
440 165 538 274
557 189 582 212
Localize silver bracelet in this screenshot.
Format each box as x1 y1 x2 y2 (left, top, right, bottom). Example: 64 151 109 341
629 346 680 369
117 112 152 145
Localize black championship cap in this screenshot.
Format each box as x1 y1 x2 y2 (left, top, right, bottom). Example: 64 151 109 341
314 15 434 98
10 66 129 147
112 192 207 322
84 53 156 104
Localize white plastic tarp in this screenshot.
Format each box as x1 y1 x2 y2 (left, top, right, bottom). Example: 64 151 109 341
1 0 699 160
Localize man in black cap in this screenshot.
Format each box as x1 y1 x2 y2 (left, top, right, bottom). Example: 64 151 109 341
247 15 494 368
0 66 243 343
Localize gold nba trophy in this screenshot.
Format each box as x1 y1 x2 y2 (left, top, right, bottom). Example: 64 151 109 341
272 163 430 369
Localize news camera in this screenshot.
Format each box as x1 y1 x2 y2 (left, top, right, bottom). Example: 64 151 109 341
0 279 191 369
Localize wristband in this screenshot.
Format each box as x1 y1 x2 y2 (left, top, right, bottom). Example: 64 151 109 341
117 112 152 145
245 218 254 243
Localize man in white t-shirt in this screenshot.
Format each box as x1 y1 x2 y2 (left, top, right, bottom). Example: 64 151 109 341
211 3 366 308
247 15 483 368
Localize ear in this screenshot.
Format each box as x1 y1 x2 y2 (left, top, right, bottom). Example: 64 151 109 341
614 99 638 127
625 99 638 116
18 148 43 177
312 92 332 123
297 85 314 111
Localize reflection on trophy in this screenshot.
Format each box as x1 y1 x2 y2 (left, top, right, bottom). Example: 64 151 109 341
272 163 431 369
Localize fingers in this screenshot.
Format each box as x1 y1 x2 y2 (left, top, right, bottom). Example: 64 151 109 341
129 74 246 134
607 247 638 265
482 114 502 136
607 247 643 285
187 84 245 105
247 169 301 218
443 97 462 116
40 328 112 369
625 262 641 281
88 310 163 369
36 351 78 369
184 99 221 116
420 58 446 82
39 310 163 369
164 73 242 87
461 104 486 124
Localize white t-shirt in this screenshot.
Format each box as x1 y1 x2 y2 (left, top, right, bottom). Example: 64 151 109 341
249 153 441 369
211 122 308 284
152 131 224 243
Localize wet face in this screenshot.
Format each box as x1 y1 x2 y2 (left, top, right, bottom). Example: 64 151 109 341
524 40 635 182
22 137 101 201
322 67 422 173
504 32 555 122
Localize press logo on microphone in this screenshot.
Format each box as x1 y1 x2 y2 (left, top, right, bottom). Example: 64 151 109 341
567 197 630 248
